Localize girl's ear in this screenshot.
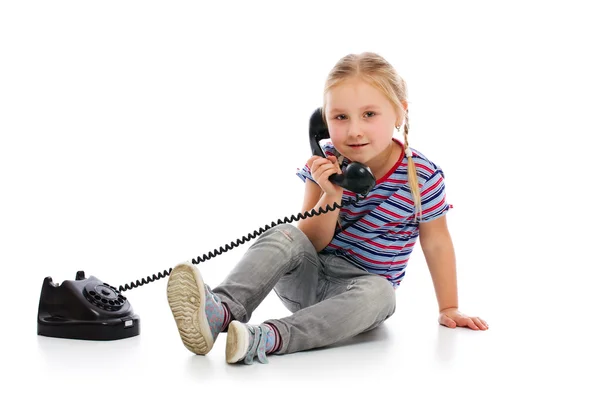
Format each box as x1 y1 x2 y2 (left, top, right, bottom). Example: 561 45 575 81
395 102 408 126
395 115 403 127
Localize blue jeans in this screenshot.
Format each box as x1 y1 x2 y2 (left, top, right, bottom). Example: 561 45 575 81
212 224 397 354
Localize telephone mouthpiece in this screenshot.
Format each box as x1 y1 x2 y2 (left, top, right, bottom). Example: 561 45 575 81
332 162 376 195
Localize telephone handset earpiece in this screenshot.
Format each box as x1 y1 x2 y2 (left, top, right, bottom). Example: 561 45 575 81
309 108 376 196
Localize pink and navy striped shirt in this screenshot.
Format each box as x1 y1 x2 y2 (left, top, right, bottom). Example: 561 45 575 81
296 138 453 288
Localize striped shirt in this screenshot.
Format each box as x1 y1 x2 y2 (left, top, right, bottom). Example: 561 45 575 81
296 138 453 288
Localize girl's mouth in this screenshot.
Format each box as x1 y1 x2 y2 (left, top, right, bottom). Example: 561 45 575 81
349 143 368 148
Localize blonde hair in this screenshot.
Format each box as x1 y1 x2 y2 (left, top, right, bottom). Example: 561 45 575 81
322 52 422 221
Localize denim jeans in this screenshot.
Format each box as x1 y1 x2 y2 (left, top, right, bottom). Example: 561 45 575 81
212 224 397 355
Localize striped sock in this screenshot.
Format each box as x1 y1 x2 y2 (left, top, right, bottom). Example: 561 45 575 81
220 302 232 332
264 323 281 354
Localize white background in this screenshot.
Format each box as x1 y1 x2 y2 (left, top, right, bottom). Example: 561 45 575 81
1 0 599 398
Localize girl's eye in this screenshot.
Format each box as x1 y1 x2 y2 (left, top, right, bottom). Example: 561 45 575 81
335 112 375 120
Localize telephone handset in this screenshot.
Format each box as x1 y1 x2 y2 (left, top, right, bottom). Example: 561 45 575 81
38 107 371 341
309 108 376 196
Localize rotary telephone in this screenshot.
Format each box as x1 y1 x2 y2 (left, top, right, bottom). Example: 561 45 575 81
37 108 376 341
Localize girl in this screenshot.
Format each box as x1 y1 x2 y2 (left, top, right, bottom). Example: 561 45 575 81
166 52 488 365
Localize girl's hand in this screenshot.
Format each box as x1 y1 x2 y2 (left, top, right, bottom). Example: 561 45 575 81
307 155 344 198
438 307 488 331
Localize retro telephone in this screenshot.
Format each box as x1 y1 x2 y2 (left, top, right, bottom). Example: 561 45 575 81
37 108 376 341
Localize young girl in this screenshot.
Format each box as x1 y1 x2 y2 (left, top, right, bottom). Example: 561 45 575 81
166 52 488 365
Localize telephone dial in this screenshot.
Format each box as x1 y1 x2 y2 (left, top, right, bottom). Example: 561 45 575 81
37 107 376 341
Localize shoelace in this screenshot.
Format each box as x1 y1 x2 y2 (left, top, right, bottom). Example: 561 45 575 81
243 325 270 365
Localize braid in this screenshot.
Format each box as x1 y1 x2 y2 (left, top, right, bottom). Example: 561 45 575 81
403 112 422 222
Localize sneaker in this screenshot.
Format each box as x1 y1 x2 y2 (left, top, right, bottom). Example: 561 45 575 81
226 321 278 364
167 262 225 355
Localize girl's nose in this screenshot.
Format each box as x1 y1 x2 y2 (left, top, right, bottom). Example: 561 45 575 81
347 118 363 138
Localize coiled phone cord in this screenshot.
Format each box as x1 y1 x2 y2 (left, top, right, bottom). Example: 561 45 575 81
117 193 366 292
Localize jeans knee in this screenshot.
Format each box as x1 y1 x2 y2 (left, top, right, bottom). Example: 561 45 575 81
271 224 299 242
363 276 397 316
270 224 314 252
256 224 314 259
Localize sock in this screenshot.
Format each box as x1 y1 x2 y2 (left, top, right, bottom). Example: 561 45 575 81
264 323 281 354
220 302 232 332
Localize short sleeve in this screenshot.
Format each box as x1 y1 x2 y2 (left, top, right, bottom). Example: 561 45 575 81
296 162 316 184
296 141 340 184
418 168 453 223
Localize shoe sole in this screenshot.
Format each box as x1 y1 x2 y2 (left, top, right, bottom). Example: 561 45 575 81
226 321 249 364
167 262 214 355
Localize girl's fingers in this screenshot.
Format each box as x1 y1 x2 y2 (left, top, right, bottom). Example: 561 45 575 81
315 163 338 179
466 318 479 330
440 313 488 331
440 314 457 328
327 156 341 171
457 317 478 330
478 318 489 329
307 156 321 171
472 317 488 330
311 157 335 174
310 161 326 179
309 158 324 171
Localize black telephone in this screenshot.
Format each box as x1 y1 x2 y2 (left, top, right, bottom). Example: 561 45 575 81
38 271 140 340
37 108 376 341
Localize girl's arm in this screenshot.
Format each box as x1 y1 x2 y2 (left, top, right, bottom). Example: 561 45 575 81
419 215 488 330
418 215 458 312
297 179 342 252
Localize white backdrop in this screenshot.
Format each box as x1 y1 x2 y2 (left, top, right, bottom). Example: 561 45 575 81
1 0 598 398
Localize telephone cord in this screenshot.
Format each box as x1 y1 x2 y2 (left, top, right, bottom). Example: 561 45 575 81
117 193 365 292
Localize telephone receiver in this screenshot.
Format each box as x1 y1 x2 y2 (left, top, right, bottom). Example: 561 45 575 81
37 107 374 341
309 108 376 195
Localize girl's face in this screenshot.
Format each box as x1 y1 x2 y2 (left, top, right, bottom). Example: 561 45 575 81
325 77 402 165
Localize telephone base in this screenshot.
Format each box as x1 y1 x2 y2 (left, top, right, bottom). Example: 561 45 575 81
38 314 140 341
37 271 141 341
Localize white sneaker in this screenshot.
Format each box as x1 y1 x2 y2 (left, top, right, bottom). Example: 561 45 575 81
226 321 274 364
166 262 225 355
